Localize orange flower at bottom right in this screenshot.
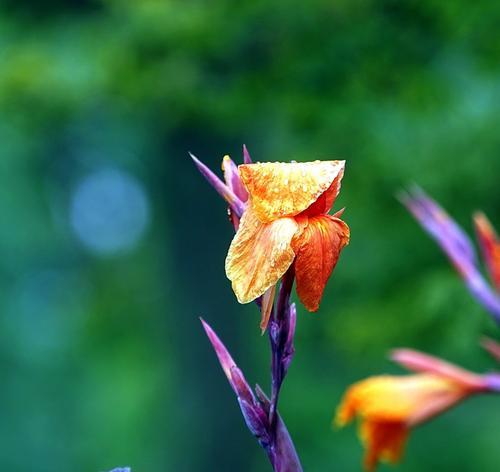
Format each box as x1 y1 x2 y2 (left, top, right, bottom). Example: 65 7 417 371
335 374 476 471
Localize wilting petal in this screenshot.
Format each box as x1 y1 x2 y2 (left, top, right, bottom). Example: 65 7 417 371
301 163 345 216
292 215 350 312
239 161 345 223
474 212 500 291
226 206 299 304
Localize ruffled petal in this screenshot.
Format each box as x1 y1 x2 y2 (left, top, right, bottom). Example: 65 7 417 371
292 215 350 312
225 206 299 304
239 161 345 223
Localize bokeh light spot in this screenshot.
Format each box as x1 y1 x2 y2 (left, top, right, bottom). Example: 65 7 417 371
70 168 150 255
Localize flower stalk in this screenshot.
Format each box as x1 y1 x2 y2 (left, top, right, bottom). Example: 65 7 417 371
268 266 295 430
193 148 349 471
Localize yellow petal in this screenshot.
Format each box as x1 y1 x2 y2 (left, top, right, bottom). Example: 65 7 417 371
337 374 463 424
225 206 299 304
239 161 345 223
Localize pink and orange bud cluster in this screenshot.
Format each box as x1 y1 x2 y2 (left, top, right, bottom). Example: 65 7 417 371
336 349 497 471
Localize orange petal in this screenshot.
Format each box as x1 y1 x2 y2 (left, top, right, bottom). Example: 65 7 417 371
239 161 345 223
474 212 500 291
292 215 350 312
336 374 469 471
225 206 299 304
360 420 408 471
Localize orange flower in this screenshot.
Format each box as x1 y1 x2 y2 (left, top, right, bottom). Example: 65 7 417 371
335 373 478 471
225 160 349 312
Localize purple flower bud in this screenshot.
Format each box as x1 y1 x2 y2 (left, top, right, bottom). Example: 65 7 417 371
282 303 296 373
238 398 270 445
201 318 254 399
401 187 500 324
201 319 281 458
222 155 248 203
269 320 281 345
190 152 245 217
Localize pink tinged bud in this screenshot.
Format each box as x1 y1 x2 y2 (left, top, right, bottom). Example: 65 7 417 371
222 155 249 203
199 318 276 444
474 212 500 291
190 152 245 218
481 336 500 363
390 348 487 391
403 187 477 266
401 187 500 324
242 144 252 164
400 191 474 277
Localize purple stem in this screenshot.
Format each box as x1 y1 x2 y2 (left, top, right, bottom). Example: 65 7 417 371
256 385 303 472
268 265 296 431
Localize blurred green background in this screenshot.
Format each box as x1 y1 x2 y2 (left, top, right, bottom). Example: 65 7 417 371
2 0 500 470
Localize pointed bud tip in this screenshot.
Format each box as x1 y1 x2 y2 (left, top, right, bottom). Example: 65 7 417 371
243 144 252 164
189 152 205 170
